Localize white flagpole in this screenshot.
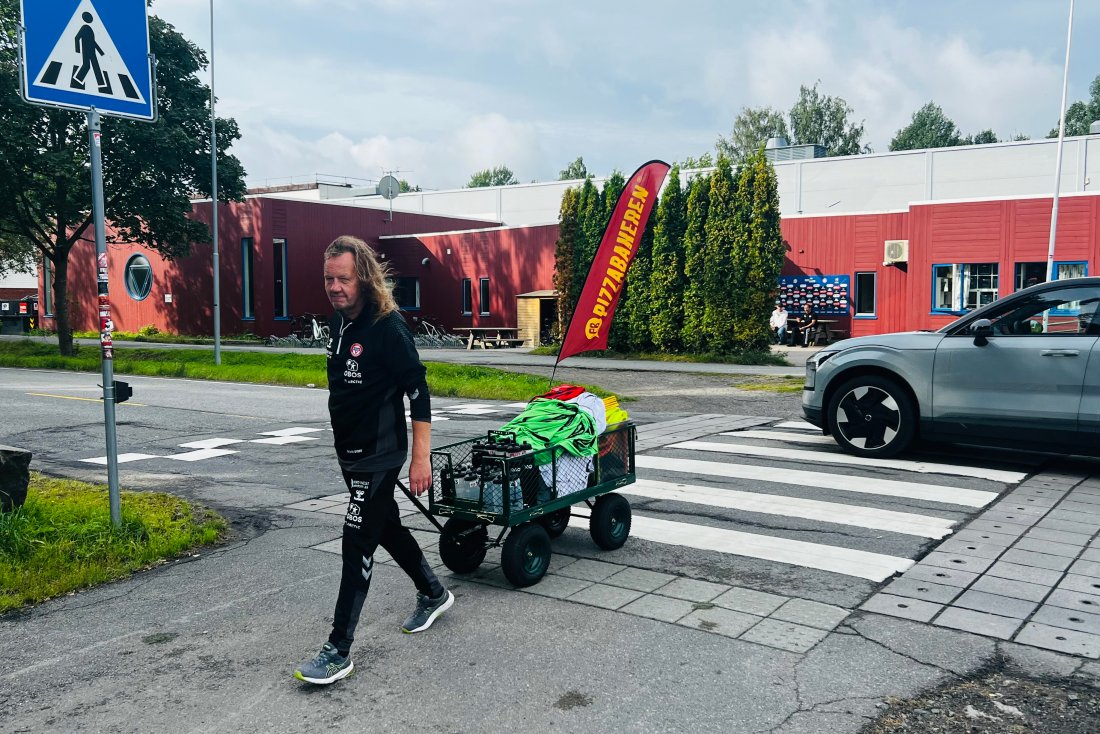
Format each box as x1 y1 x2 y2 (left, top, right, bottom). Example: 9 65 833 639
1045 0 1075 284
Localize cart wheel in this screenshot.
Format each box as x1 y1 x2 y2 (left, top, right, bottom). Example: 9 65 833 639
501 523 552 587
539 508 571 539
439 519 488 574
590 493 631 550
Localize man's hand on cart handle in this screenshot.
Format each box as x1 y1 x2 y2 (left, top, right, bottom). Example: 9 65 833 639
408 455 432 496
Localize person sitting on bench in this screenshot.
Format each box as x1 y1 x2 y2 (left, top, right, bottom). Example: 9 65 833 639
794 303 819 346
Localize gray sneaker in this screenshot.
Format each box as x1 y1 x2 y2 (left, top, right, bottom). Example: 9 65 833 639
293 642 354 685
401 589 454 633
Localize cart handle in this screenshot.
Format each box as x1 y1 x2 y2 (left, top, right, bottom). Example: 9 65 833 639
396 479 445 533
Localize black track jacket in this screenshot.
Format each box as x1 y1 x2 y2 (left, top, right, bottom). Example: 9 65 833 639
326 309 431 472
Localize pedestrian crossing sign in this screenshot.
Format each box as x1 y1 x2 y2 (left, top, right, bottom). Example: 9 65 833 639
19 0 155 121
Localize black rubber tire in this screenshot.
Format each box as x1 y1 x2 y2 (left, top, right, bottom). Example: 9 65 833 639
589 493 631 550
438 518 488 574
539 507 571 538
501 522 552 587
827 375 916 459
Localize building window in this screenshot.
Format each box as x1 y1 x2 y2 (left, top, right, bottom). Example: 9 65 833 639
242 237 255 319
124 254 152 301
461 278 472 315
273 238 288 319
479 277 490 315
393 277 420 310
964 263 998 310
1055 261 1087 281
854 272 876 317
42 257 53 316
1015 262 1047 291
932 263 998 312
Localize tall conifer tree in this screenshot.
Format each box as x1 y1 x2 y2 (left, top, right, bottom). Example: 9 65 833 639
649 167 687 352
736 150 785 350
552 187 580 338
680 173 711 352
702 157 739 353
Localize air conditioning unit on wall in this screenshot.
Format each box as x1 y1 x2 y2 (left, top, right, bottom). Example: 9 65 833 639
883 239 909 266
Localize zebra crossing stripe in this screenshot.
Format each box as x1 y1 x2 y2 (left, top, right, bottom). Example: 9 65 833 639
573 508 911 581
722 430 835 445
635 455 998 508
671 440 1026 484
626 479 956 538
775 421 819 431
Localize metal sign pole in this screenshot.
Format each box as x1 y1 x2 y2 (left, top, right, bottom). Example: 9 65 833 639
210 0 221 365
88 108 122 527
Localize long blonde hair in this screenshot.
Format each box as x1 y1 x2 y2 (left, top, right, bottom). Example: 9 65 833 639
324 235 398 321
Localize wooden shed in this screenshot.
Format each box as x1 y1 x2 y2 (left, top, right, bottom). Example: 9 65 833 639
516 290 557 346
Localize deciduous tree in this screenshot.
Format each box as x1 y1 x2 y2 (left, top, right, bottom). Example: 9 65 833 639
1049 74 1100 137
0 1 246 354
788 82 869 156
466 165 518 187
558 156 587 180
889 102 963 151
716 106 788 163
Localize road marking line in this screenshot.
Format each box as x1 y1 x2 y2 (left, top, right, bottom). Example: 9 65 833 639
258 427 325 437
775 420 819 431
573 507 911 581
636 455 998 508
723 430 835 445
80 453 159 464
179 438 245 449
627 478 955 538
672 440 1026 484
250 436 318 445
165 448 238 462
26 392 145 406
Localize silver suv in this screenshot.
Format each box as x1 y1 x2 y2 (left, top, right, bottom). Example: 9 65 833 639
802 277 1100 458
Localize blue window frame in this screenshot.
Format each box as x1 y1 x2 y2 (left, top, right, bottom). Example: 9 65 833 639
932 263 999 313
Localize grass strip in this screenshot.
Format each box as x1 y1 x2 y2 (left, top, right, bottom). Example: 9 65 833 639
528 344 788 366
0 340 609 401
0 473 226 613
729 375 805 393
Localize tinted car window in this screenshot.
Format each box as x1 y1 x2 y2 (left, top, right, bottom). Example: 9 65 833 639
979 286 1100 336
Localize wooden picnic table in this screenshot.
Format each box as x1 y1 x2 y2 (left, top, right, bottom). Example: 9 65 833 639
453 327 524 350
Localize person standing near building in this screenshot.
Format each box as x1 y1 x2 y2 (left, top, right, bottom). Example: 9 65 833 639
294 235 453 686
769 301 789 345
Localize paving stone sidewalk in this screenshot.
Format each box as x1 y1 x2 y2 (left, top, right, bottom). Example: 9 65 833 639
862 469 1100 659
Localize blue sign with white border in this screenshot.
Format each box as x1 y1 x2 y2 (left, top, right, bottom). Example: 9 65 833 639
20 0 154 121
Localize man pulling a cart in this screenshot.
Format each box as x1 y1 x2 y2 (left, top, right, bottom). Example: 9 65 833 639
294 235 454 686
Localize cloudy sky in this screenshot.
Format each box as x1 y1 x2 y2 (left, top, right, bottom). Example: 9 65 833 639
150 0 1100 192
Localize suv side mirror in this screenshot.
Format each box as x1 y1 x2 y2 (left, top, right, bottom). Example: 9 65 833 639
972 318 993 347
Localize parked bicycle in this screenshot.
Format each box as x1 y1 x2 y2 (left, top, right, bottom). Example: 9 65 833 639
266 313 330 348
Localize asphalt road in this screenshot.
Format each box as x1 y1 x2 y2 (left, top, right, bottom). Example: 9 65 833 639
2 364 1096 733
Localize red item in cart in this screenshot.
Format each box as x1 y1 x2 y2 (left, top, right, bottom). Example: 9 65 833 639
537 384 585 402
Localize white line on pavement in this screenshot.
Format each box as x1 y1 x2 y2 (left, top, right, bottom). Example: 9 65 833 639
671 440 1026 484
626 478 956 538
775 421 819 431
573 507 912 581
635 455 999 508
722 430 835 445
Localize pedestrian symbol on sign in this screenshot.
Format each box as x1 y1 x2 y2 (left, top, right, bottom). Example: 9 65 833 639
32 0 145 103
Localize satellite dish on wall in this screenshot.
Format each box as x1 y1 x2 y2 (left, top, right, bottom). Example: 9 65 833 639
377 175 400 200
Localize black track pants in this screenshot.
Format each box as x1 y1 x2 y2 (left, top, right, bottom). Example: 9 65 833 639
328 467 444 653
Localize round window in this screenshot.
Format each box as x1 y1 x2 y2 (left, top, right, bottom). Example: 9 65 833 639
124 254 153 301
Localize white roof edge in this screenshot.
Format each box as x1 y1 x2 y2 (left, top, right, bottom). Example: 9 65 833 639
783 190 1100 220
378 222 559 239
